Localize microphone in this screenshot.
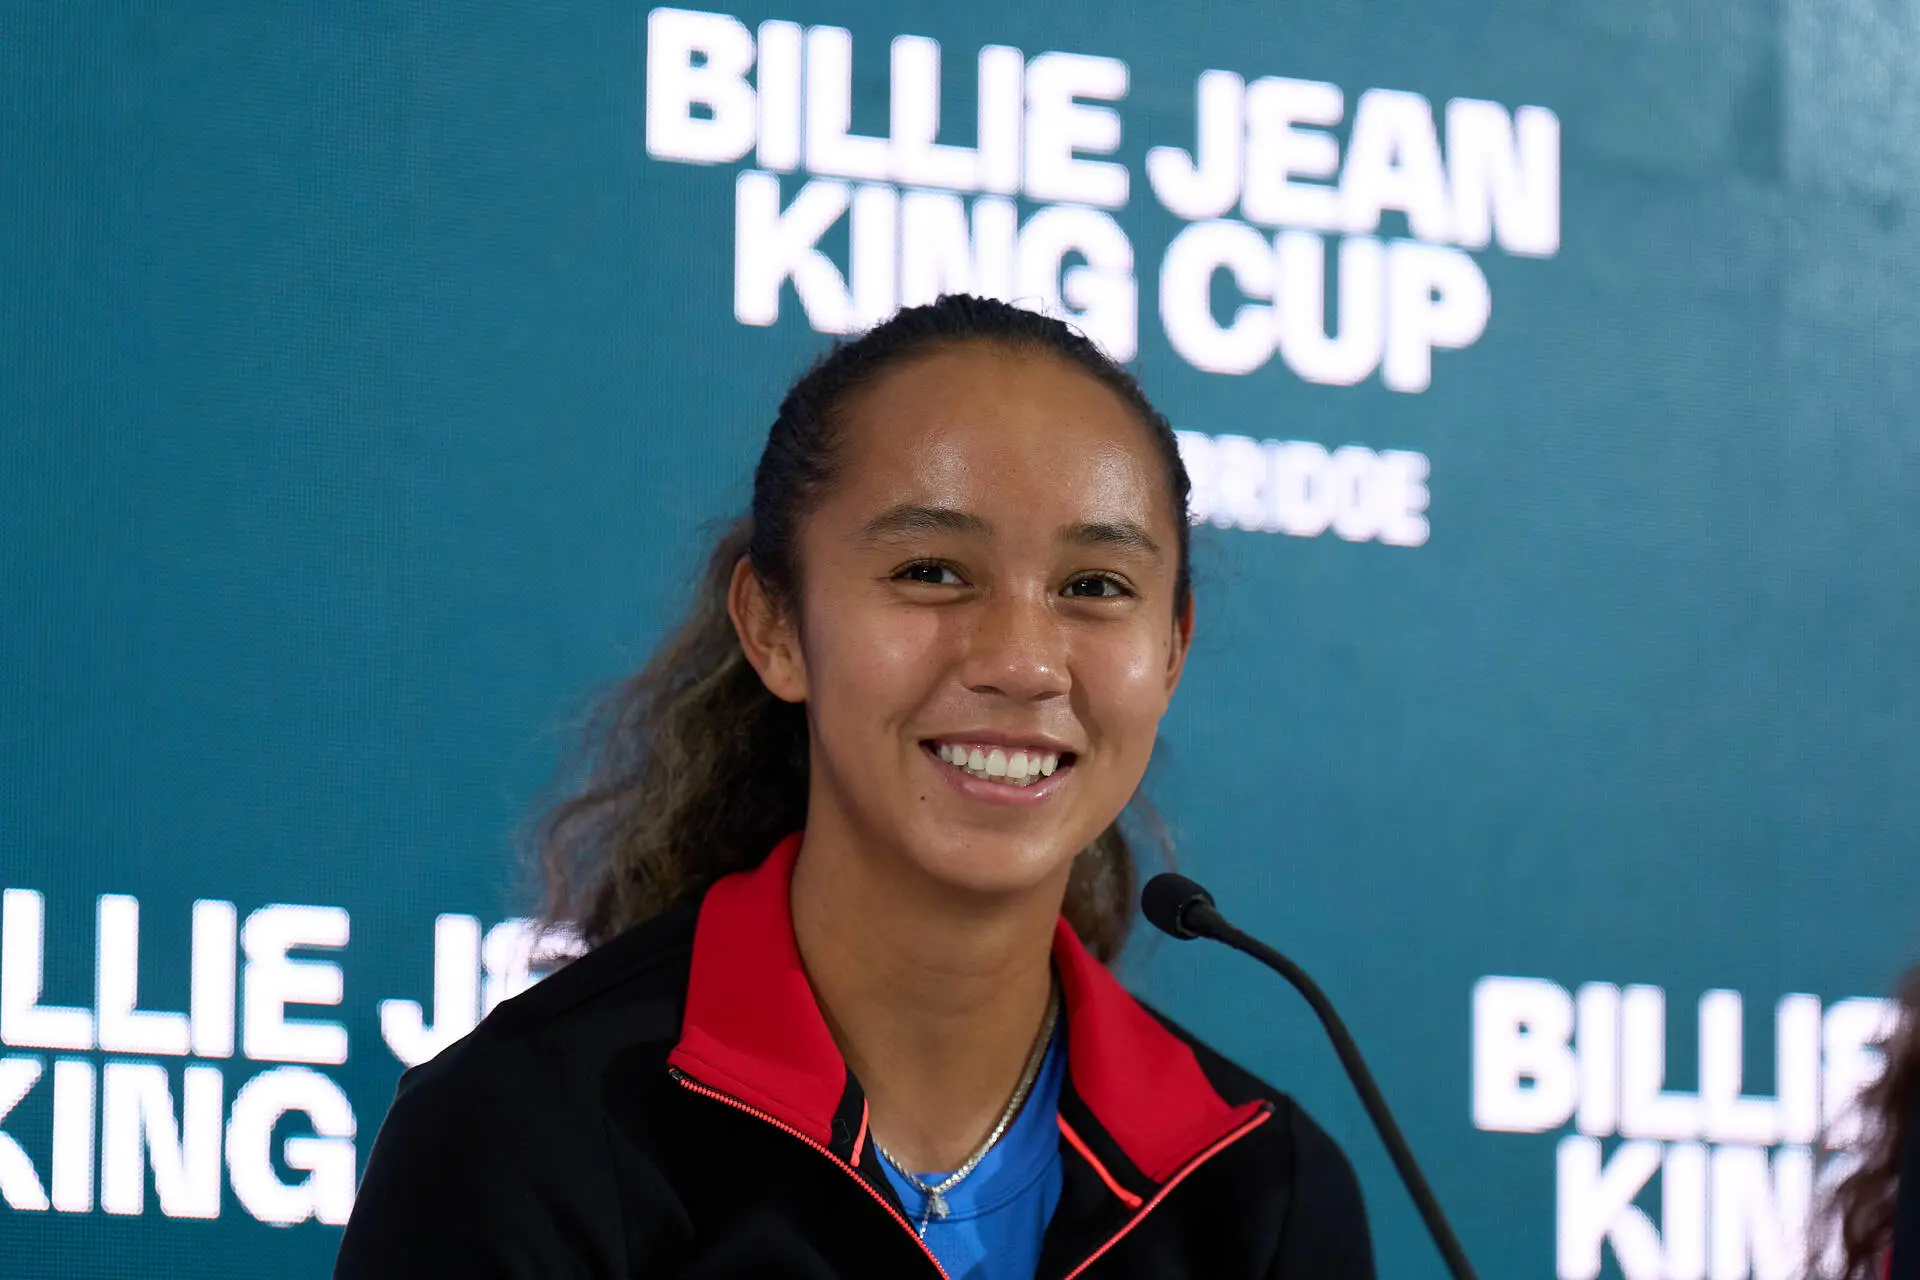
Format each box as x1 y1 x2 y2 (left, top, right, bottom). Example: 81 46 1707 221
1142 873 1481 1280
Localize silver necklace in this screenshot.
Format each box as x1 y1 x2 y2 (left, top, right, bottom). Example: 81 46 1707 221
872 981 1062 1235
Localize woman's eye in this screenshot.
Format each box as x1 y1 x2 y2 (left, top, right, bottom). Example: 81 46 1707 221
1063 574 1129 599
898 562 964 586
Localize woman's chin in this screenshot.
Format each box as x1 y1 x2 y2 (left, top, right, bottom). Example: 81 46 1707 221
902 832 1080 903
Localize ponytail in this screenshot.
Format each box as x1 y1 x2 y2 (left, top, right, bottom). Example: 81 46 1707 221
536 518 808 945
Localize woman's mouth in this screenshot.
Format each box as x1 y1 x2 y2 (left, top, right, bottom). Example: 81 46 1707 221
924 740 1072 788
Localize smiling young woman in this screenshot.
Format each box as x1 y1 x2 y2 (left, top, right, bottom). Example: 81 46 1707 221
333 295 1374 1279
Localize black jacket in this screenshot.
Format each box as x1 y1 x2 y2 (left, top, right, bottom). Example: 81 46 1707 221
334 836 1374 1279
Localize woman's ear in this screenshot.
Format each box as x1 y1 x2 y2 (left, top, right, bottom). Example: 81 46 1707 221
1163 591 1194 698
728 556 809 703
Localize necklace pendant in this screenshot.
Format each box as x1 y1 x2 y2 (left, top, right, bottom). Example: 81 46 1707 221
927 1190 949 1220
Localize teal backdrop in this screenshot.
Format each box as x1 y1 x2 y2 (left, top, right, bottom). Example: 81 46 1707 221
3 2 1918 1277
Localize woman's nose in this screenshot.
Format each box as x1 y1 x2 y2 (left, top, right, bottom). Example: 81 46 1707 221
959 590 1070 701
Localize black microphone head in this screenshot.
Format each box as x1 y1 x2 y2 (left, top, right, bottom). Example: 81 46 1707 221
1141 873 1216 940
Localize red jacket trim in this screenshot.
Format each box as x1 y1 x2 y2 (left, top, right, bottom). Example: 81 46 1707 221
1057 1116 1145 1209
665 833 1262 1185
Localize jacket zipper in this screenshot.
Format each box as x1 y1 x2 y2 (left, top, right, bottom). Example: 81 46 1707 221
667 1066 954 1280
1059 1103 1275 1280
672 1067 1272 1280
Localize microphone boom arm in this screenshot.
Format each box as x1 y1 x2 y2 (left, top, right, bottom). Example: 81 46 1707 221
1174 894 1480 1280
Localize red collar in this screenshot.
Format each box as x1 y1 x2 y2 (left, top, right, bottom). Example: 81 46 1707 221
666 833 1258 1183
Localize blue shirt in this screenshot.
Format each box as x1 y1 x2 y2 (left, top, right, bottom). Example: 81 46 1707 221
877 1026 1067 1280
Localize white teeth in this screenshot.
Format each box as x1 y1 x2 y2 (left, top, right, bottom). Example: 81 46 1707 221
931 742 1064 787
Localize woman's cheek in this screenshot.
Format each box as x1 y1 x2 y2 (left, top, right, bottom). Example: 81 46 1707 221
810 597 945 722
1080 633 1174 757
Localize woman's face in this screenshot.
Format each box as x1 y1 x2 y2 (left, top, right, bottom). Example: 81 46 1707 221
749 342 1191 901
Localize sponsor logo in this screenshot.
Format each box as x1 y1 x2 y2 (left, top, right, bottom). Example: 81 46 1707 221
0 889 575 1225
1473 976 1896 1280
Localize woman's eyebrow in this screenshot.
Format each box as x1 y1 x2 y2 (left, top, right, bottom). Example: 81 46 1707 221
857 506 1162 561
857 503 993 543
1059 520 1163 561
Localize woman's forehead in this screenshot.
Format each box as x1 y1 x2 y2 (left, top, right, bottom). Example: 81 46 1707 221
830 346 1168 518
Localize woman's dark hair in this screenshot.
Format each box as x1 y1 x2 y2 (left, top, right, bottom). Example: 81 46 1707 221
535 294 1192 962
1820 966 1920 1277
